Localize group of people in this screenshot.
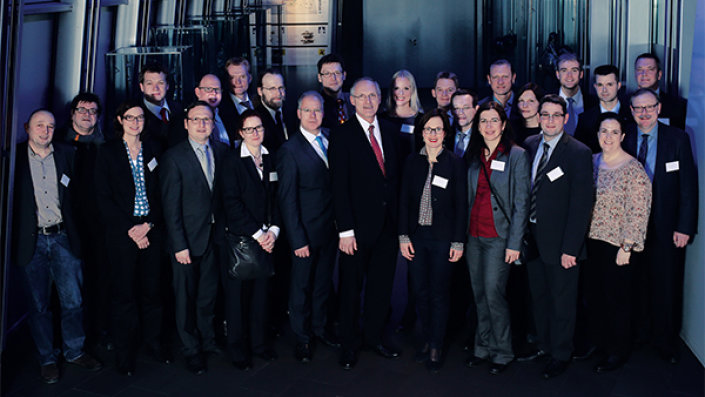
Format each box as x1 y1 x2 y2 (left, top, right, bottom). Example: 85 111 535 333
12 50 697 385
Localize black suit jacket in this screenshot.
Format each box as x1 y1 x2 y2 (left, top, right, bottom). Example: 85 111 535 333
219 91 254 142
160 139 227 256
574 101 633 153
141 98 186 153
255 103 288 156
329 116 400 244
276 129 335 250
622 123 698 241
220 144 279 237
94 139 163 235
658 91 687 130
12 142 80 266
398 149 468 243
525 133 594 263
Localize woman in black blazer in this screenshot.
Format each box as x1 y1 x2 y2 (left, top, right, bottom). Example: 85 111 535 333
219 109 280 370
94 100 168 375
398 109 468 372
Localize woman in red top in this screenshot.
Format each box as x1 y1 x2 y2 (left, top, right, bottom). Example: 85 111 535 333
464 102 531 375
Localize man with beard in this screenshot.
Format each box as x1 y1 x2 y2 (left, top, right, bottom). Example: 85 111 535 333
317 54 354 130
195 74 236 147
139 63 185 151
552 53 598 136
255 69 289 155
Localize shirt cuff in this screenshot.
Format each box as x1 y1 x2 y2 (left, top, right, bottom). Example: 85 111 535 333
451 242 464 251
252 229 265 240
268 226 280 239
339 229 355 238
399 235 411 244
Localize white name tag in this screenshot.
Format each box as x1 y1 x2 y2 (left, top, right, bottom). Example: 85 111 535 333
490 160 505 172
60 174 70 187
400 124 414 134
147 157 158 171
658 117 670 126
432 175 448 189
666 161 680 172
269 171 278 182
546 167 564 182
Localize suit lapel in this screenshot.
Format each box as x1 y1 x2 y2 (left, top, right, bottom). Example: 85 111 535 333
295 132 328 169
183 142 211 193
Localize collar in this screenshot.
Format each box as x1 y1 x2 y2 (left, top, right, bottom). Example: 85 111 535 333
600 101 621 114
240 142 269 158
143 97 169 117
637 123 659 139
231 92 250 106
493 91 514 106
540 131 564 151
28 142 54 158
559 86 583 103
355 113 379 133
262 103 278 119
188 137 210 152
300 126 323 143
419 146 444 157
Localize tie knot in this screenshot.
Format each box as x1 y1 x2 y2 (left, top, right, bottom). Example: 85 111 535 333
368 125 375 135
543 142 550 152
567 97 575 104
641 134 649 141
337 99 344 105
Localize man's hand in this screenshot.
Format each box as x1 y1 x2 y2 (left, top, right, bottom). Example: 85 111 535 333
505 249 520 264
128 222 151 244
673 231 690 248
175 249 191 265
135 236 150 249
561 253 577 269
449 247 463 262
294 245 310 258
400 242 415 261
339 236 357 256
257 232 275 253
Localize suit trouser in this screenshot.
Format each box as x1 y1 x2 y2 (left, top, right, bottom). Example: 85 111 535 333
171 240 219 357
338 220 397 350
526 253 579 362
466 236 514 364
108 229 164 366
289 237 337 343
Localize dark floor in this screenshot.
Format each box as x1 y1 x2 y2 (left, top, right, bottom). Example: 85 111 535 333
3 257 704 397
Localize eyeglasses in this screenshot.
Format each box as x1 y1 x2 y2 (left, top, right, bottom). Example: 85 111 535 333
75 107 98 115
261 86 286 92
300 108 322 115
479 117 501 124
319 71 344 79
351 93 379 101
422 127 444 135
539 113 565 121
188 117 214 125
241 125 265 135
198 87 222 94
631 103 659 113
122 114 145 122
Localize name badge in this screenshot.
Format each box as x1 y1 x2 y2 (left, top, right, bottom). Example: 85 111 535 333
269 171 278 182
490 160 505 172
657 117 670 126
432 175 448 189
60 174 70 187
147 157 158 171
400 124 414 134
546 166 564 182
666 161 680 172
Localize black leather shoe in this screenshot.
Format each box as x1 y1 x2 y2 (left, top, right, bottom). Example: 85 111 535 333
370 344 400 359
255 348 278 361
185 354 206 375
232 358 252 371
516 349 547 362
339 349 357 370
489 363 508 375
295 343 312 363
572 345 597 361
414 344 429 363
67 353 103 371
594 355 624 373
315 332 341 348
40 363 59 384
203 345 224 356
464 355 487 368
542 359 569 379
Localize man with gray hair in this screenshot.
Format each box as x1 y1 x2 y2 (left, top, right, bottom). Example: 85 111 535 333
329 78 401 369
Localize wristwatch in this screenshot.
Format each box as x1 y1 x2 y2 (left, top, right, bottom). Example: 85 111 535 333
620 242 635 253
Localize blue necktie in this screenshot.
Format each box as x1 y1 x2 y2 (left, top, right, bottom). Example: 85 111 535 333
315 135 327 159
566 97 578 135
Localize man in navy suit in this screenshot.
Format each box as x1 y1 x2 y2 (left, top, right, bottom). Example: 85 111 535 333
329 77 401 369
195 73 237 147
523 95 593 379
161 101 227 375
449 89 478 157
623 88 698 363
139 63 186 151
277 91 338 362
553 53 598 136
219 57 255 138
633 53 687 129
255 68 289 155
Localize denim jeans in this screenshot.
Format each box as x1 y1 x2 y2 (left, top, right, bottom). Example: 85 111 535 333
22 231 85 365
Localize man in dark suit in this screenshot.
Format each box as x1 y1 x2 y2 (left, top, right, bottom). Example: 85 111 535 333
277 91 339 362
553 53 598 136
448 89 478 157
634 53 687 129
12 109 102 384
219 57 255 138
255 68 289 155
431 71 458 125
329 77 401 370
575 64 632 153
317 54 353 130
195 73 237 147
523 95 593 379
623 88 698 363
139 63 186 151
161 101 227 375
479 59 521 123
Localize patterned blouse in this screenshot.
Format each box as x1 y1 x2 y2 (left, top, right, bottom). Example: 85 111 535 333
588 155 651 251
124 141 150 216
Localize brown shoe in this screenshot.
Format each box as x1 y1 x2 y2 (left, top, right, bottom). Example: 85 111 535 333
67 353 103 371
40 363 59 384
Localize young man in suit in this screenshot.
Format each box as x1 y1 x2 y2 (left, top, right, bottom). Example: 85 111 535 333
633 53 687 129
553 53 598 136
479 60 519 121
522 95 593 379
329 77 401 370
160 101 227 375
195 73 236 147
13 110 102 384
623 88 698 363
449 89 478 157
277 91 339 362
255 68 289 155
139 63 185 151
431 71 458 125
317 54 353 130
219 57 255 136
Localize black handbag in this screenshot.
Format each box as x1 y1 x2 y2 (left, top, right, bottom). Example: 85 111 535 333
225 233 274 280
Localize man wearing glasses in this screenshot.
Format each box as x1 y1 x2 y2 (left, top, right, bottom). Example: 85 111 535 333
255 69 289 154
139 63 186 151
317 54 353 130
195 74 235 148
623 88 697 364
449 89 478 158
522 94 593 379
633 53 687 129
161 101 227 375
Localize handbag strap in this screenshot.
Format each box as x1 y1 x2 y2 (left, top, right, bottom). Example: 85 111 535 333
480 161 511 224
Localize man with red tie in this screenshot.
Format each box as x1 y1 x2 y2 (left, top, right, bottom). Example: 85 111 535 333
329 77 401 370
138 63 185 152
